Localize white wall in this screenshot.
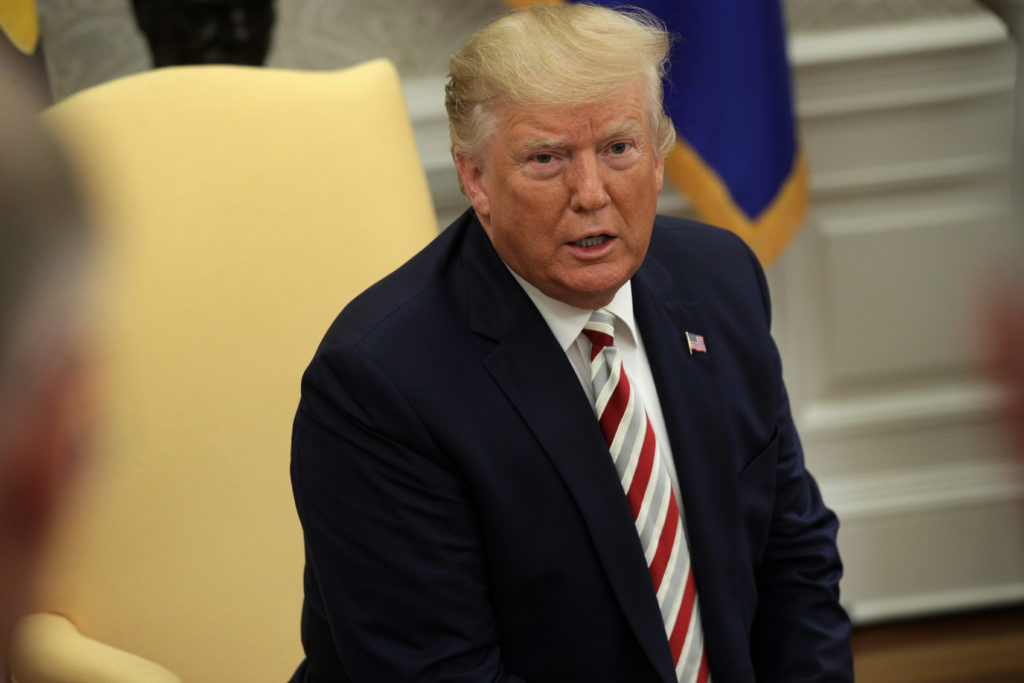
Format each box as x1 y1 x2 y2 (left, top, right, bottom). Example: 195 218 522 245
781 12 1023 623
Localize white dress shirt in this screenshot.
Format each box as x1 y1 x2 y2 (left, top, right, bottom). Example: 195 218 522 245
510 272 684 508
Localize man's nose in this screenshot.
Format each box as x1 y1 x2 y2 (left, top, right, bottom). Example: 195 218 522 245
568 152 610 212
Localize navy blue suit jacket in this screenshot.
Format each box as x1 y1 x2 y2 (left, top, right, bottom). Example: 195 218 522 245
290 210 852 682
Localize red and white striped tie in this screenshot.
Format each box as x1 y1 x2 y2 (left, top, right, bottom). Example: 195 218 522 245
583 309 710 683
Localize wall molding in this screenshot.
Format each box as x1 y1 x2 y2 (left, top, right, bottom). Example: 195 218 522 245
788 11 1006 66
811 152 1006 198
799 77 1012 119
817 200 1009 238
800 381 1006 440
846 582 1024 625
818 456 1024 521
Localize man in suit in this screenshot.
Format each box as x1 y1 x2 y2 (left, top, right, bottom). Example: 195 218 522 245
0 56 92 669
290 5 852 682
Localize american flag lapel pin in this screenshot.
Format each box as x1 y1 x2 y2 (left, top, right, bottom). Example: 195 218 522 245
685 331 707 355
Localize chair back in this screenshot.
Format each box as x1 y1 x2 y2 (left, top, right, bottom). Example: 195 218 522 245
34 59 437 682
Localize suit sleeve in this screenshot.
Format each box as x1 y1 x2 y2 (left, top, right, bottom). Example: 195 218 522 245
291 342 526 683
745 249 854 682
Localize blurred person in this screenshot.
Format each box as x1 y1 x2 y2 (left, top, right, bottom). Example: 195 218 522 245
986 286 1024 455
977 1 1024 459
0 56 92 668
290 5 851 682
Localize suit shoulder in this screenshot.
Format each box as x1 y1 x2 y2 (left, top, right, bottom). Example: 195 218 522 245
646 214 771 324
650 215 755 269
315 215 469 353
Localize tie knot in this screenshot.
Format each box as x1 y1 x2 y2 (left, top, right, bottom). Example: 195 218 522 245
582 308 615 351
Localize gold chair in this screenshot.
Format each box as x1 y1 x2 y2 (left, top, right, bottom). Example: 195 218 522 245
10 59 438 683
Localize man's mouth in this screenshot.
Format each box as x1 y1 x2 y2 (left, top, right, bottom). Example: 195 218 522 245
573 235 610 248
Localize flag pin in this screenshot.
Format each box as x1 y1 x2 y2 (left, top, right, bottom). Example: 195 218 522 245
686 331 707 355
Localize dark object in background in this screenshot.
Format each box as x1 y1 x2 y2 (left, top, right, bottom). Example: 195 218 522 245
131 0 275 67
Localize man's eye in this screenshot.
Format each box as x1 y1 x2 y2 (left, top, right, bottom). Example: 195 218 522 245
533 153 554 164
609 142 631 154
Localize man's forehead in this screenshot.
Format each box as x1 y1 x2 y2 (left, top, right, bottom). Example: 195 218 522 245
497 102 648 147
491 77 649 135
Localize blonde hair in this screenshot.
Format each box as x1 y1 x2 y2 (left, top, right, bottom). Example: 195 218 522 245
446 3 676 164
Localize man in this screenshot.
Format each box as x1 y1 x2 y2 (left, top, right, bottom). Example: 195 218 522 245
291 5 852 682
0 58 92 667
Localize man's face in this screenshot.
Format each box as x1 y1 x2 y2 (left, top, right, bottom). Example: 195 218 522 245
457 78 665 310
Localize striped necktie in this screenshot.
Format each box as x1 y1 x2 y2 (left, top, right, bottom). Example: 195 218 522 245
582 308 710 683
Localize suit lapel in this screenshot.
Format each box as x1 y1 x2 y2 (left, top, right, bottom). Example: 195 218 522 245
461 217 677 681
632 259 743 675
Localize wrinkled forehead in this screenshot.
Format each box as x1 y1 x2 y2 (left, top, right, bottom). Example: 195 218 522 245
485 78 653 145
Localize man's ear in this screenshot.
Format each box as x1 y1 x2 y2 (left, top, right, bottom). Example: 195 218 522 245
454 152 491 223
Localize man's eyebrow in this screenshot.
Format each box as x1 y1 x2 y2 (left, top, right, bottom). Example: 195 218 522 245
517 137 567 155
515 120 643 155
600 120 643 141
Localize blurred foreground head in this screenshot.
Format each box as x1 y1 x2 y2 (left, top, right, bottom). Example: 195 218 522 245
0 56 92 661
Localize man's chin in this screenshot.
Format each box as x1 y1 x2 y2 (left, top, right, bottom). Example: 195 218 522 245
548 281 623 310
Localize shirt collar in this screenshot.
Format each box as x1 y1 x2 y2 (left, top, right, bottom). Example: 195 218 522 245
508 268 637 351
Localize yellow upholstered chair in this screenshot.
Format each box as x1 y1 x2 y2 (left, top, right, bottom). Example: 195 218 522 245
10 60 438 683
